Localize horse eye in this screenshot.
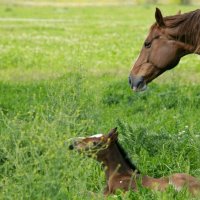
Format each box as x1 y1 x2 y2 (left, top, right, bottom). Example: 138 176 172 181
144 41 151 48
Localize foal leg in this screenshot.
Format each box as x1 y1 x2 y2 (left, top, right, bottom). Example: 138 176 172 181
103 185 110 196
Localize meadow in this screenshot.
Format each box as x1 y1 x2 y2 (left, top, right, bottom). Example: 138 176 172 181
0 2 200 199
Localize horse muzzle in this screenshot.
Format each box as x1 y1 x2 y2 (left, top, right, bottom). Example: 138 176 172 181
66 138 80 150
128 75 147 92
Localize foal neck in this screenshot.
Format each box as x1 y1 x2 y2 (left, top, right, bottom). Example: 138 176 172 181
98 142 138 180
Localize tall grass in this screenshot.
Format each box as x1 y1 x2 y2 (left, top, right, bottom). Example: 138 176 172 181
0 3 200 199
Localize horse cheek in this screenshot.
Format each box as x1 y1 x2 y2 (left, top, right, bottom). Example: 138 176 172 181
152 45 176 69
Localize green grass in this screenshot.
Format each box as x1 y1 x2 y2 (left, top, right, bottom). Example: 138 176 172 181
0 2 200 199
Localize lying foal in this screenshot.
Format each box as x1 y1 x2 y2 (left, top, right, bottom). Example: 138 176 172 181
69 128 200 196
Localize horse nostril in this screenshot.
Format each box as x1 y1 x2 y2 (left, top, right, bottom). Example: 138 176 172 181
136 80 142 88
135 77 145 89
69 144 74 150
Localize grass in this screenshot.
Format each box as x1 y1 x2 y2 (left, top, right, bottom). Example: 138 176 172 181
0 2 200 199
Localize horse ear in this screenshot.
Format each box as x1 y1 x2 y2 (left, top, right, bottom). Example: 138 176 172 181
155 7 165 27
108 127 118 141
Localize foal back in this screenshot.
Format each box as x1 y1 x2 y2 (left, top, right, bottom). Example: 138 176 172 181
142 173 200 196
170 173 200 196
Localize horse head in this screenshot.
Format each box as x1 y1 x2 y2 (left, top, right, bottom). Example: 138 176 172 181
129 8 196 91
69 128 118 158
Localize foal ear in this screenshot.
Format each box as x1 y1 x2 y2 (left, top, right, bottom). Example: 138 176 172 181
155 7 165 27
108 127 118 141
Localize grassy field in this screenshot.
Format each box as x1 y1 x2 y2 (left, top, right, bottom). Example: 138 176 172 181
0 2 200 199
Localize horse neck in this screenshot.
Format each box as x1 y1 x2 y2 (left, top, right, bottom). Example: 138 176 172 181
165 10 200 54
98 143 136 181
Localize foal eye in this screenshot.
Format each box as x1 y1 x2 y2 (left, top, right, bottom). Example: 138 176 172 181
144 41 151 48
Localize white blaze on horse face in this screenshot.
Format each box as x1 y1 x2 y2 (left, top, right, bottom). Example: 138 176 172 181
88 134 103 138
76 134 103 141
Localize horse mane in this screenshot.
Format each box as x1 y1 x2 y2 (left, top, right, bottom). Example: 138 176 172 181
115 140 140 173
164 9 200 50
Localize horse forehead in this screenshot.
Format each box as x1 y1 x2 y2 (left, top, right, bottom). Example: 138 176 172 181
88 133 103 138
76 134 103 141
149 25 162 36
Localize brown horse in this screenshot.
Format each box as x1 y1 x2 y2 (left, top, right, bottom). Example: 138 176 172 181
129 8 200 92
69 128 200 196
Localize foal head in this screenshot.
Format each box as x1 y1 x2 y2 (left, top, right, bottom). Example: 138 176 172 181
129 8 196 91
69 127 118 159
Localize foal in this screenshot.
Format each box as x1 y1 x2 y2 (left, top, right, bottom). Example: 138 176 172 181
69 128 200 196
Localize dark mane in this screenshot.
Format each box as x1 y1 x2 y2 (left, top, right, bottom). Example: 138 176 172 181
115 140 140 173
164 9 200 50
